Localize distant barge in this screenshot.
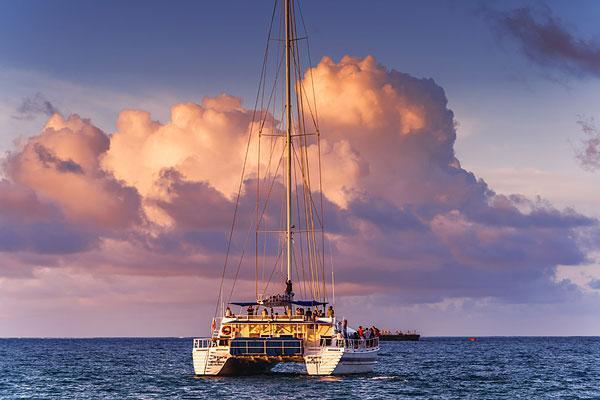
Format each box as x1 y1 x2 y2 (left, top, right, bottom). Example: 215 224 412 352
380 331 420 341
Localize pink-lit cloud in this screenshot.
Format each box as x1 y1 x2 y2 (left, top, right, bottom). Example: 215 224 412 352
0 55 598 335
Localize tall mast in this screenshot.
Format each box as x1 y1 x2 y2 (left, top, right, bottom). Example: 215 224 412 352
285 0 293 284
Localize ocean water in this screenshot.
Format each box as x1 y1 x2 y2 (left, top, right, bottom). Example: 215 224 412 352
1 337 599 399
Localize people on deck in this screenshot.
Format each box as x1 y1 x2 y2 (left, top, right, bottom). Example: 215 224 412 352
357 325 364 339
247 305 254 316
342 319 348 338
305 309 313 319
261 308 268 318
327 305 334 317
225 306 233 317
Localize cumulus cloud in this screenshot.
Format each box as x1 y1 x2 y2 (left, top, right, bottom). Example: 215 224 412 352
484 5 600 78
5 113 142 229
102 95 255 198
0 55 597 335
0 180 97 255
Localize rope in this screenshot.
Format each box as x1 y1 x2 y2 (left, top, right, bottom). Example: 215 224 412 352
212 0 278 320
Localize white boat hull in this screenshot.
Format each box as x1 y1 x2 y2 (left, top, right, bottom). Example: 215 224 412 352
304 346 378 375
194 344 378 376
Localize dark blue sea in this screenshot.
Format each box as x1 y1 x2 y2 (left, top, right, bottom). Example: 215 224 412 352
1 337 599 399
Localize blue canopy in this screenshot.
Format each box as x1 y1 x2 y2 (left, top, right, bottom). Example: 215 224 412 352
229 301 259 307
229 300 328 307
292 300 328 307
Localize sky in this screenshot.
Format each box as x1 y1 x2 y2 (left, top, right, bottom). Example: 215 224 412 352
1 0 600 337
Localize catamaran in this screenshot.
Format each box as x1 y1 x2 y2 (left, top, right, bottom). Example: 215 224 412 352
192 0 379 376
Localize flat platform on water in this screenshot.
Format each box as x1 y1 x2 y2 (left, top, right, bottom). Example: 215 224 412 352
380 334 420 341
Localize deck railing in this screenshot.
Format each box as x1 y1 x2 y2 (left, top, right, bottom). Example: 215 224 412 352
229 338 303 356
193 338 212 349
321 337 379 349
196 336 379 350
224 314 332 322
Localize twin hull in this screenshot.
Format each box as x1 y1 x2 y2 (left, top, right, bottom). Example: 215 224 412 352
192 344 378 376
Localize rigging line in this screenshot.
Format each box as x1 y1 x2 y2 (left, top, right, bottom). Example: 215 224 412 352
261 244 284 298
293 152 315 299
257 110 282 294
296 1 325 277
213 0 278 319
298 0 327 301
290 110 319 299
291 236 307 300
293 142 310 301
256 141 286 292
289 18 319 301
259 136 275 292
297 0 320 130
257 140 286 235
317 135 326 299
292 20 323 302
298 14 327 301
293 140 318 300
228 87 285 302
290 14 323 253
226 205 257 305
258 2 279 129
328 238 335 309
258 50 284 134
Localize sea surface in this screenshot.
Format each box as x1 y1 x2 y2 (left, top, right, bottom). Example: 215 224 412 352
1 337 599 399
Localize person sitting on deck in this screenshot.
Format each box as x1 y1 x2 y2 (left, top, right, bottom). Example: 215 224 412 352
295 307 303 316
225 306 233 317
247 305 254 316
327 305 334 317
261 308 268 318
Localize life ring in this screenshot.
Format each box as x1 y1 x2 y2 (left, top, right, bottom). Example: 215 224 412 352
221 325 232 336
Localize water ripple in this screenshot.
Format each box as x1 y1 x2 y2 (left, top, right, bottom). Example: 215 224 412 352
0 337 599 399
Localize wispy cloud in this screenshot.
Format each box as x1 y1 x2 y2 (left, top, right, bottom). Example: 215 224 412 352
575 116 600 171
13 93 60 120
484 4 600 78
